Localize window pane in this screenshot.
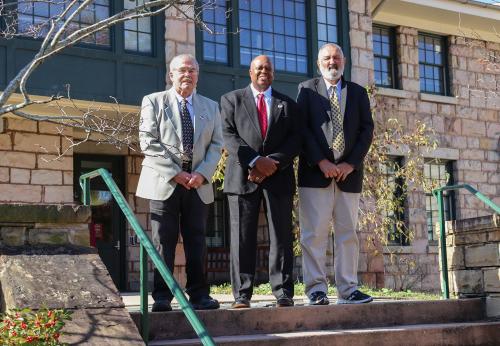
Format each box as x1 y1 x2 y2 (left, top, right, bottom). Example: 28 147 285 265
239 0 309 73
317 1 338 45
18 0 111 47
125 30 138 51
373 26 395 88
202 0 228 63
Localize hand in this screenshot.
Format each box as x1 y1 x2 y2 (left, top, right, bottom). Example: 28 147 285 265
318 159 338 179
248 167 266 184
335 162 354 182
255 157 279 177
173 171 192 189
187 172 205 189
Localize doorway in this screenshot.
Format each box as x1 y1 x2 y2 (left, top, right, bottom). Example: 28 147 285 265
74 154 126 290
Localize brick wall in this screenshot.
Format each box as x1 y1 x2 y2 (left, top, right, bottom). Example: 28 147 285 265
0 118 74 204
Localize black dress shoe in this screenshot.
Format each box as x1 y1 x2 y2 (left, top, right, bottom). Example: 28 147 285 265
308 291 329 306
152 300 172 312
190 296 220 310
276 294 294 307
231 297 250 309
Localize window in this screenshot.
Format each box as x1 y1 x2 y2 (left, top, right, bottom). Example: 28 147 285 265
373 25 397 88
424 161 455 241
380 158 408 245
124 0 153 54
317 0 339 47
201 0 228 63
197 0 350 100
15 0 155 53
199 0 347 77
418 33 447 95
238 0 307 73
17 0 111 46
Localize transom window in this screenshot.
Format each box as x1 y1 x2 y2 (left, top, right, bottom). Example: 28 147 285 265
424 161 454 241
419 33 447 95
373 25 396 88
124 0 153 54
17 0 111 46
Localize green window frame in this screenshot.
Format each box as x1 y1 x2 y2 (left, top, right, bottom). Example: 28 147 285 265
424 160 455 242
8 0 158 56
373 24 398 89
196 0 351 81
418 32 449 95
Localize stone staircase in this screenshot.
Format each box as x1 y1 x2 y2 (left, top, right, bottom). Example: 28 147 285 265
130 298 500 345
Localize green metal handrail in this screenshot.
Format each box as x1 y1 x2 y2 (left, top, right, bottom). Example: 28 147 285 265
79 168 215 346
432 184 500 300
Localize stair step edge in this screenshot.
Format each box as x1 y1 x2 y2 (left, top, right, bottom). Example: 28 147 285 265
149 320 500 346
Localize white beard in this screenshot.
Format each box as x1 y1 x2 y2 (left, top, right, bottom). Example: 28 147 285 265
319 65 344 80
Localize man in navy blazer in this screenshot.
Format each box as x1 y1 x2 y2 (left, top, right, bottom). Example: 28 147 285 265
297 43 374 305
221 55 300 308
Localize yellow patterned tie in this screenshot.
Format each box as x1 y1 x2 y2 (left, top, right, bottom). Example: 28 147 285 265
330 85 345 153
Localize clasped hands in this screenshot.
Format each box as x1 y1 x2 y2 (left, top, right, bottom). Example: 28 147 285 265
248 157 279 183
173 171 205 189
318 159 354 182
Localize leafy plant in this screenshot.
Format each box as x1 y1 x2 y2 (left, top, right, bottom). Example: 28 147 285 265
0 307 72 346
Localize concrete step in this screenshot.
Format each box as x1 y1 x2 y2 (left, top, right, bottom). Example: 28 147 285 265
130 298 487 341
149 322 500 346
149 321 500 346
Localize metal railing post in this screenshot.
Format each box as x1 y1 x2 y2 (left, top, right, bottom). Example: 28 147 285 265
140 243 149 345
433 183 499 300
436 190 450 299
79 169 215 346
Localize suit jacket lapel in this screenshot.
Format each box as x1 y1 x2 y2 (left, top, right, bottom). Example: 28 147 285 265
192 93 208 146
267 90 283 136
315 78 333 142
242 86 264 140
165 89 182 141
341 81 347 117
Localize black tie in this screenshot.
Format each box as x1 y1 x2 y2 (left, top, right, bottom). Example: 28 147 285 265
180 98 194 171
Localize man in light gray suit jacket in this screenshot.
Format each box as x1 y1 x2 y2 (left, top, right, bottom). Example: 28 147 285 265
136 54 223 312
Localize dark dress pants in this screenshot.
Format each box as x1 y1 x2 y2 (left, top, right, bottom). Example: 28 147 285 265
228 188 294 300
150 185 209 302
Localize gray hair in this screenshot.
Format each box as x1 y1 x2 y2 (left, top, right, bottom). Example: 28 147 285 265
169 54 199 71
317 43 344 60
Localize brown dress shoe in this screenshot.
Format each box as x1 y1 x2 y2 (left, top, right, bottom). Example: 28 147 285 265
231 297 250 308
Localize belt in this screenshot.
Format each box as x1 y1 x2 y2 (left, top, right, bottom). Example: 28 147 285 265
182 160 192 172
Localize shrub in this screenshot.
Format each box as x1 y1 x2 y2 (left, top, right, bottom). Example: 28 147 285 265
0 307 72 345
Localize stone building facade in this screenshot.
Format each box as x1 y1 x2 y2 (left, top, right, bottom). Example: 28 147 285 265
1 0 498 293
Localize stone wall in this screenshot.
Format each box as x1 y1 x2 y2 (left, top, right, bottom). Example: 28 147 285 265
347 0 499 292
445 214 500 317
0 204 90 248
0 118 74 204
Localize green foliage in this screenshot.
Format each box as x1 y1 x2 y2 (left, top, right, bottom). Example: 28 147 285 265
0 307 72 345
211 282 440 300
361 85 440 253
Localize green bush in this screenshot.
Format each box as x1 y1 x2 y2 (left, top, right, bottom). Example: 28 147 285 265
0 307 72 345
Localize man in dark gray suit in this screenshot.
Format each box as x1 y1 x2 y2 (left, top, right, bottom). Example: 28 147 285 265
221 55 300 308
297 43 374 305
